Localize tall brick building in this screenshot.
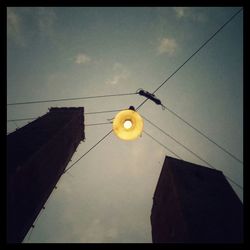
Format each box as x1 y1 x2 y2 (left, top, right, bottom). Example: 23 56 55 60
7 107 85 243
151 156 243 243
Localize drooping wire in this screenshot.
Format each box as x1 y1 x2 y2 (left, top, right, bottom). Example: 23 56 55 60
7 123 112 132
56 8 243 177
85 109 122 115
162 105 243 164
62 117 243 190
63 129 113 174
8 118 37 122
143 130 183 160
6 119 112 135
7 93 137 106
63 117 242 191
143 115 217 168
7 109 123 123
85 122 112 126
136 7 243 111
142 115 243 190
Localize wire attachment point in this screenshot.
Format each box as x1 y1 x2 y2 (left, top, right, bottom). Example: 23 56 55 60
161 104 166 110
137 89 165 109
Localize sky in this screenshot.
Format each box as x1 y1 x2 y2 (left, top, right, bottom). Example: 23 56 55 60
7 7 243 243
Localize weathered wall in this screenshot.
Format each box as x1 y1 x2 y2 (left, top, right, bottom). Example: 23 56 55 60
7 107 85 243
151 156 243 243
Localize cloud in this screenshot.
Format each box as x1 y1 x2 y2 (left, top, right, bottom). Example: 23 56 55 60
157 37 177 55
173 7 206 22
7 8 25 46
76 218 118 243
37 7 57 39
105 63 130 85
38 8 56 32
7 7 58 47
173 7 188 18
75 53 91 64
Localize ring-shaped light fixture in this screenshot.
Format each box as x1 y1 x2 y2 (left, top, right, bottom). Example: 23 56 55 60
112 109 144 140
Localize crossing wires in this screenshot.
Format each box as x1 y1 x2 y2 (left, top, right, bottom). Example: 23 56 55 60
142 115 243 190
61 7 243 175
136 7 243 111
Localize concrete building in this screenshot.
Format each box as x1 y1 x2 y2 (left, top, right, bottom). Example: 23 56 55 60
151 156 243 243
7 107 85 243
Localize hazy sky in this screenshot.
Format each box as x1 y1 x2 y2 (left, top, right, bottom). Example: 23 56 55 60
7 7 243 243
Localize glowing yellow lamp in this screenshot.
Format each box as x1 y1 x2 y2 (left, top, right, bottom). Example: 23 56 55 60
112 108 144 140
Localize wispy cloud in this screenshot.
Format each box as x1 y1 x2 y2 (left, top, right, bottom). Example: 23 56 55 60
75 53 91 64
173 7 188 18
7 7 58 47
106 63 130 85
77 219 118 243
157 37 177 55
173 7 206 22
37 7 57 39
7 8 25 47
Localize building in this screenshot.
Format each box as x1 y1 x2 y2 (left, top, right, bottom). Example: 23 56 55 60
7 107 85 243
151 156 243 243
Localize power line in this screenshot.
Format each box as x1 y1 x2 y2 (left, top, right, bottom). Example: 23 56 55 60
143 130 183 160
8 118 36 122
85 109 122 115
64 114 243 190
142 115 216 169
57 8 243 178
142 115 243 190
136 7 243 111
10 124 114 173
7 109 123 123
7 93 137 106
63 129 113 174
163 105 243 164
85 122 112 126
6 122 112 132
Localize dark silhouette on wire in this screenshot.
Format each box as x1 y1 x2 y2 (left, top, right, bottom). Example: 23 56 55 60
136 8 243 111
136 87 242 165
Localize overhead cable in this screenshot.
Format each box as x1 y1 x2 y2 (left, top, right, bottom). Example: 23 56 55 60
63 129 113 174
142 115 217 169
7 93 137 106
85 109 122 115
143 130 183 160
136 7 243 111
85 122 112 126
142 115 243 190
57 8 243 177
7 109 123 123
163 105 243 164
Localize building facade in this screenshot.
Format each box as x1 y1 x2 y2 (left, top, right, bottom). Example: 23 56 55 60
7 107 85 243
151 156 243 243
